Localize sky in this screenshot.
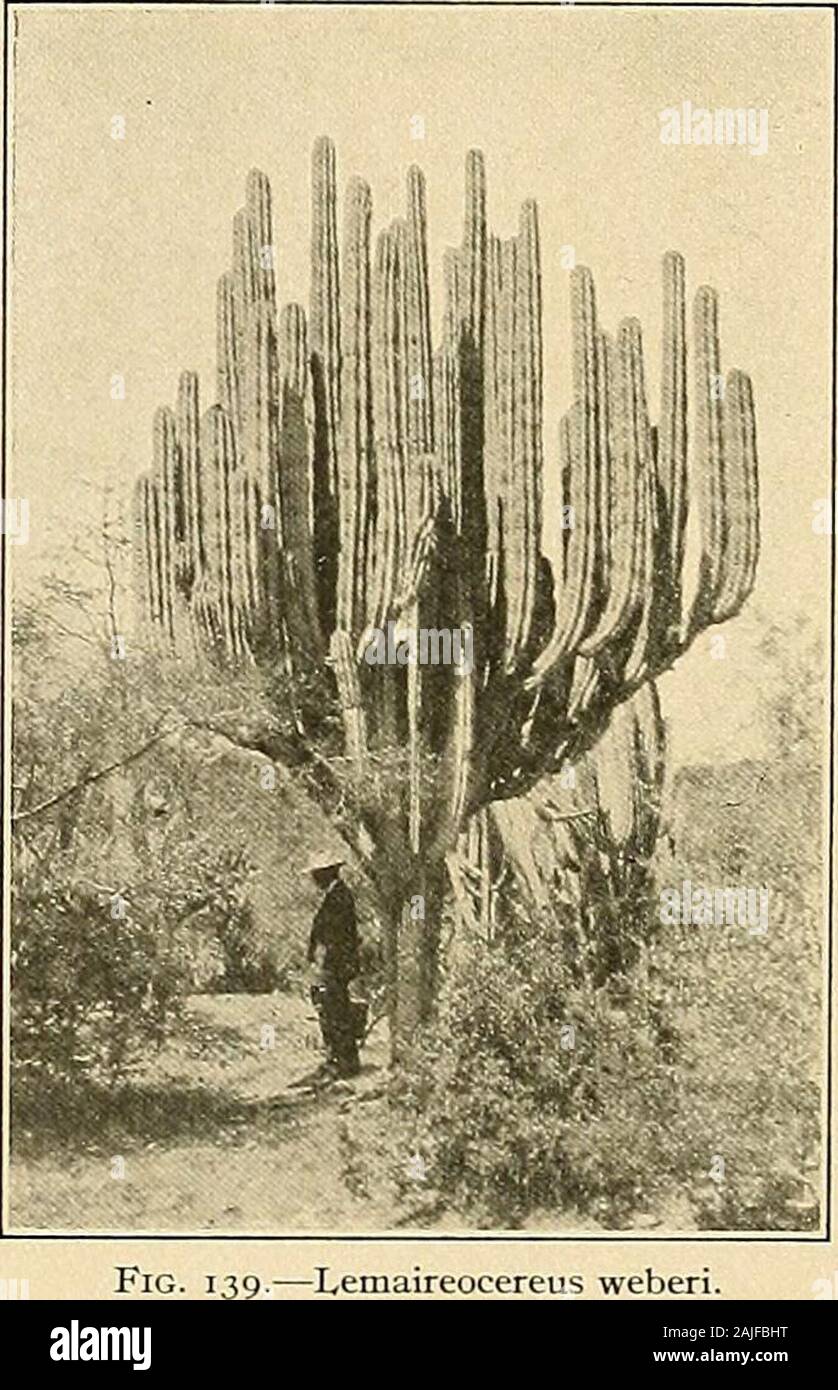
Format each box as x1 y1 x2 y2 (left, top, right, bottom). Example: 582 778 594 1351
7 3 833 767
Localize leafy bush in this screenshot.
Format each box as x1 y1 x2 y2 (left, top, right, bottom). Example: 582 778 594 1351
381 877 820 1232
10 839 260 1091
388 900 686 1228
656 910 821 1233
11 871 189 1090
210 875 276 994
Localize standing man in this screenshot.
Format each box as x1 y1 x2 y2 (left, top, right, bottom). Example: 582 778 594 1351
305 855 361 1078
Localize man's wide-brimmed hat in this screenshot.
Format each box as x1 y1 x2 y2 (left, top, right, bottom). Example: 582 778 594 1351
299 853 345 877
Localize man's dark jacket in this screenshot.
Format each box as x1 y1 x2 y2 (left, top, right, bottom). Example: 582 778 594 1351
307 879 360 981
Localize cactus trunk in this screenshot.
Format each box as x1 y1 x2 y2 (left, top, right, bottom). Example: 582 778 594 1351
379 850 446 1050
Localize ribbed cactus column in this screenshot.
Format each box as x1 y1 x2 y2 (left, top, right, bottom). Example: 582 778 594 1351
310 137 342 634
451 681 666 976
539 681 667 986
134 139 759 1050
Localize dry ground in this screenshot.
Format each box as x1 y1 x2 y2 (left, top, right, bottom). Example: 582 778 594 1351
10 992 406 1234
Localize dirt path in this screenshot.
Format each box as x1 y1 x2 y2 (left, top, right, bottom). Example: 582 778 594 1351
10 992 402 1234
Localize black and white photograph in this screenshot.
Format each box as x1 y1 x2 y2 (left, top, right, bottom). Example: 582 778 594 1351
1 1 833 1301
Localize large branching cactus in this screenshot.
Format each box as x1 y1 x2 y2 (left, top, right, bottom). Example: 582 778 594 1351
133 138 759 1046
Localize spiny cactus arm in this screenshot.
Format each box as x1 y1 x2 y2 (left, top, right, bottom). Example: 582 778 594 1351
590 680 664 847
329 628 369 778
275 302 321 655
686 285 726 632
389 508 438 615
445 848 483 937
567 653 601 722
405 601 423 854
482 233 505 602
491 798 551 908
153 405 179 643
309 137 342 633
434 348 457 529
448 803 511 937
429 218 486 853
433 659 478 857
528 266 601 681
235 306 282 651
636 281 757 660
578 326 646 659
310 136 341 498
437 250 463 528
390 218 410 464
374 499 446 849
356 220 431 781
455 152 488 564
504 200 543 668
462 149 486 350
232 208 258 435
364 454 402 643
199 405 241 660
593 330 614 575
246 168 276 309
405 165 435 458
366 225 407 630
657 251 688 620
379 218 419 563
336 176 373 638
233 203 258 312
228 463 250 638
233 171 280 499
350 176 439 798
242 302 280 516
630 680 667 853
216 272 241 433
131 475 149 622
215 213 266 656
618 317 658 686
234 471 266 651
133 474 162 638
404 169 439 538
176 371 202 589
711 368 760 622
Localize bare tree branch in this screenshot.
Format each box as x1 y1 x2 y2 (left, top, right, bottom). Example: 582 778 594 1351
11 719 173 826
34 610 100 648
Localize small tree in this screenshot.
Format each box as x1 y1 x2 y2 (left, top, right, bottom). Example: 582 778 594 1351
10 524 259 1092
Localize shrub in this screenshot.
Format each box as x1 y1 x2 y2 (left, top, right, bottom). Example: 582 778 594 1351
658 911 821 1233
382 872 821 1233
11 870 190 1090
10 843 258 1091
388 900 685 1229
212 890 276 994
